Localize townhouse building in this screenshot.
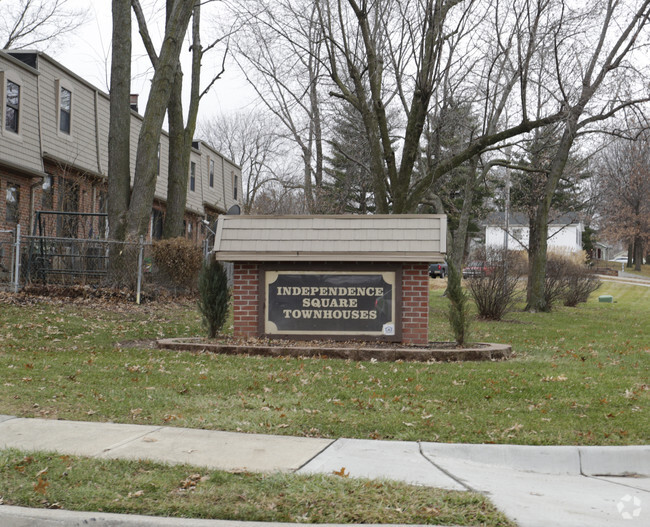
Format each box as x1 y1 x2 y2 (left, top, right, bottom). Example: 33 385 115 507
1 49 242 251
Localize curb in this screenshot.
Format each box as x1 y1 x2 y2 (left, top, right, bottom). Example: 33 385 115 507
0 506 438 527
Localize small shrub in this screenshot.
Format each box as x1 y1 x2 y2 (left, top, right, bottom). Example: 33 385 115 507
467 249 523 320
545 252 601 308
198 259 230 338
151 237 203 292
544 253 569 308
562 262 601 307
446 260 471 346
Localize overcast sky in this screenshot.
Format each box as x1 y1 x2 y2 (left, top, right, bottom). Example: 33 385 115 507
56 1 256 123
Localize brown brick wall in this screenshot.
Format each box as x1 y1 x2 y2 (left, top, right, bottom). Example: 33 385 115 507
1 162 204 244
0 172 34 233
400 263 430 346
230 262 430 346
233 262 261 338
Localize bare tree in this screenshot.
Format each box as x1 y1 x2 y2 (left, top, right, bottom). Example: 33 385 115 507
597 132 650 271
525 0 650 311
108 0 195 243
132 0 228 238
1 0 87 50
227 0 327 213
198 110 288 214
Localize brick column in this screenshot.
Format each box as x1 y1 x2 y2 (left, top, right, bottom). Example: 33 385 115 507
232 262 260 338
401 263 429 346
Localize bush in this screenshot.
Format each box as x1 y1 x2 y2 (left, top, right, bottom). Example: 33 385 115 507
467 249 523 320
151 237 203 292
446 260 471 346
197 259 230 338
545 252 601 308
562 262 602 307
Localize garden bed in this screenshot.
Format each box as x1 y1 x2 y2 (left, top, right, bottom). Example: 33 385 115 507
157 337 512 362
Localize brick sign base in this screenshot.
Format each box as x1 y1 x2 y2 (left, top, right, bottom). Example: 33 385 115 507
233 262 429 346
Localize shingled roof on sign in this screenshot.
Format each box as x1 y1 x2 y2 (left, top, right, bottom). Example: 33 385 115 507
212 214 447 262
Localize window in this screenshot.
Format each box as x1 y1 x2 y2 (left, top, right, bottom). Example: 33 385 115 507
6 183 20 223
59 87 71 134
42 175 54 209
209 159 215 188
5 80 20 133
189 162 196 192
233 172 238 200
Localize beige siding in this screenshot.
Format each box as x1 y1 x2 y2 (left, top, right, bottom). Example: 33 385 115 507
96 92 110 174
154 132 170 201
2 50 241 222
213 215 447 262
37 58 101 174
197 142 242 215
0 56 43 174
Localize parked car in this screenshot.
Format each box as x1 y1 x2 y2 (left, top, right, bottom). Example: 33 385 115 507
429 262 448 279
462 261 492 279
611 257 628 263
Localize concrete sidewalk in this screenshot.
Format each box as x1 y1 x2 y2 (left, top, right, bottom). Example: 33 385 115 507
1 415 648 527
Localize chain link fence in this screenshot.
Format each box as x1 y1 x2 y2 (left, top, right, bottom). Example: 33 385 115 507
0 227 17 291
2 210 232 299
2 226 220 301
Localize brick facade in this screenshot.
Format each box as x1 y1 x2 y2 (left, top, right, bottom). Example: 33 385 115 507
400 263 430 346
233 263 262 339
231 262 430 346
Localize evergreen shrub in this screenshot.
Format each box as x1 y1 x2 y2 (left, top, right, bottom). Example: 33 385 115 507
198 258 230 338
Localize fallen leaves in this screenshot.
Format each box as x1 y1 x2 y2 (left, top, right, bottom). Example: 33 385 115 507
127 490 144 498
34 476 49 495
501 423 523 438
33 468 49 495
541 375 567 382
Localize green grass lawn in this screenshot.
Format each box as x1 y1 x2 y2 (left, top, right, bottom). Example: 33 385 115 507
0 282 648 446
0 282 647 524
0 449 513 526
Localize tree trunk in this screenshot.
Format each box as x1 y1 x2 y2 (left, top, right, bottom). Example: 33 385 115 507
525 113 580 311
526 208 549 311
162 68 188 239
449 157 480 271
634 236 643 271
108 0 131 243
107 0 133 285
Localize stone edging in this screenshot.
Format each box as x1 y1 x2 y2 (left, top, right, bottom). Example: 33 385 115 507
156 338 512 362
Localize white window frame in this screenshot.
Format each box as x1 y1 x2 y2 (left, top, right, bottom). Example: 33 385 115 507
189 161 196 192
55 79 74 137
1 70 23 139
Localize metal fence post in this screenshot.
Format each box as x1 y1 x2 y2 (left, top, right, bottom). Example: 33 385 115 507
136 235 144 305
13 224 21 293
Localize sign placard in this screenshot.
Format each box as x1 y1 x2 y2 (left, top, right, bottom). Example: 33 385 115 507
264 270 399 338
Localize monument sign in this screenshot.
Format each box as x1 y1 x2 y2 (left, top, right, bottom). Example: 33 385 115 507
211 215 446 345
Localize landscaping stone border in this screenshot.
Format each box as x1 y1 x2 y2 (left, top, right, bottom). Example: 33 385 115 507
157 338 512 362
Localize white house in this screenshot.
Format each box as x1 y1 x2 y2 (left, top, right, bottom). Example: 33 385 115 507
485 212 584 253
